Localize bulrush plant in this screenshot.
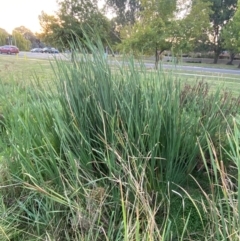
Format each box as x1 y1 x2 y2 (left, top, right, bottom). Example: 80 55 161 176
56 44 199 187
187 125 240 241
0 37 240 240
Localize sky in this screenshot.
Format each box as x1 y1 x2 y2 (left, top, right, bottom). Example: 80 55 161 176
0 0 58 34
0 0 107 34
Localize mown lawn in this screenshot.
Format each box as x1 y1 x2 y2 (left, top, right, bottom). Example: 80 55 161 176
1 54 240 87
0 55 54 80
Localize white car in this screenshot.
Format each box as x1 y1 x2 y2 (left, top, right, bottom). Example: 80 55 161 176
30 48 43 53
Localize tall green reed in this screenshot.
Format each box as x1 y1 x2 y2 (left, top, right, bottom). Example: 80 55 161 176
1 36 240 240
189 120 240 241
54 38 238 190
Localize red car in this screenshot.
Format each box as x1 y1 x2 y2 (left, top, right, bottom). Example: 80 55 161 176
0 45 19 54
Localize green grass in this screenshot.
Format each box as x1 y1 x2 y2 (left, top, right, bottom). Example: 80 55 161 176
111 54 240 70
0 55 54 79
175 61 240 70
0 40 239 240
1 54 240 90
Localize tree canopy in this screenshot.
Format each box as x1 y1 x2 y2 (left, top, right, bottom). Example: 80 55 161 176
12 30 31 51
13 26 39 48
117 0 211 67
105 0 141 25
222 0 240 67
0 28 8 46
34 0 240 68
38 0 110 50
204 0 238 63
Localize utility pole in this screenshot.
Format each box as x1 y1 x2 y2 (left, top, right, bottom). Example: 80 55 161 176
7 36 12 45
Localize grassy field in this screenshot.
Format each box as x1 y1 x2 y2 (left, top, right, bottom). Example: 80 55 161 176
1 54 240 86
0 55 55 80
0 45 240 240
111 54 240 69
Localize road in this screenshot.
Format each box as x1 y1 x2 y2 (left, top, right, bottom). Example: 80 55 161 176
3 51 240 76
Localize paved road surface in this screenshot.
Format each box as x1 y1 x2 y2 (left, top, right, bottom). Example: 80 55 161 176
2 51 240 76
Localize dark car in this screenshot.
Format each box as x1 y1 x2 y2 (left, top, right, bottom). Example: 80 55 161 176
41 47 51 53
30 48 43 53
50 48 59 53
0 45 19 54
219 51 230 59
41 47 59 53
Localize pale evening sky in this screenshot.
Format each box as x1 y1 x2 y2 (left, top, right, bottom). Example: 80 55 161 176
0 0 59 34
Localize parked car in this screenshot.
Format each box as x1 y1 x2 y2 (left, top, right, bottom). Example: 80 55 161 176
41 47 51 53
219 51 230 59
41 47 59 53
234 53 240 60
0 45 19 54
50 48 59 53
30 48 43 53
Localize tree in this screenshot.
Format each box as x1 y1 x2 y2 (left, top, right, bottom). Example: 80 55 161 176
38 0 110 50
38 11 61 47
57 0 110 46
118 0 210 68
222 1 240 67
13 26 38 48
205 0 238 63
168 0 211 55
12 30 31 51
108 18 122 47
0 28 9 46
104 0 142 47
105 0 141 25
118 0 177 68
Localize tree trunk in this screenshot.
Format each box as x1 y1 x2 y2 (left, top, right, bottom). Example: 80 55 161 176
238 62 240 68
213 52 219 64
226 53 235 65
